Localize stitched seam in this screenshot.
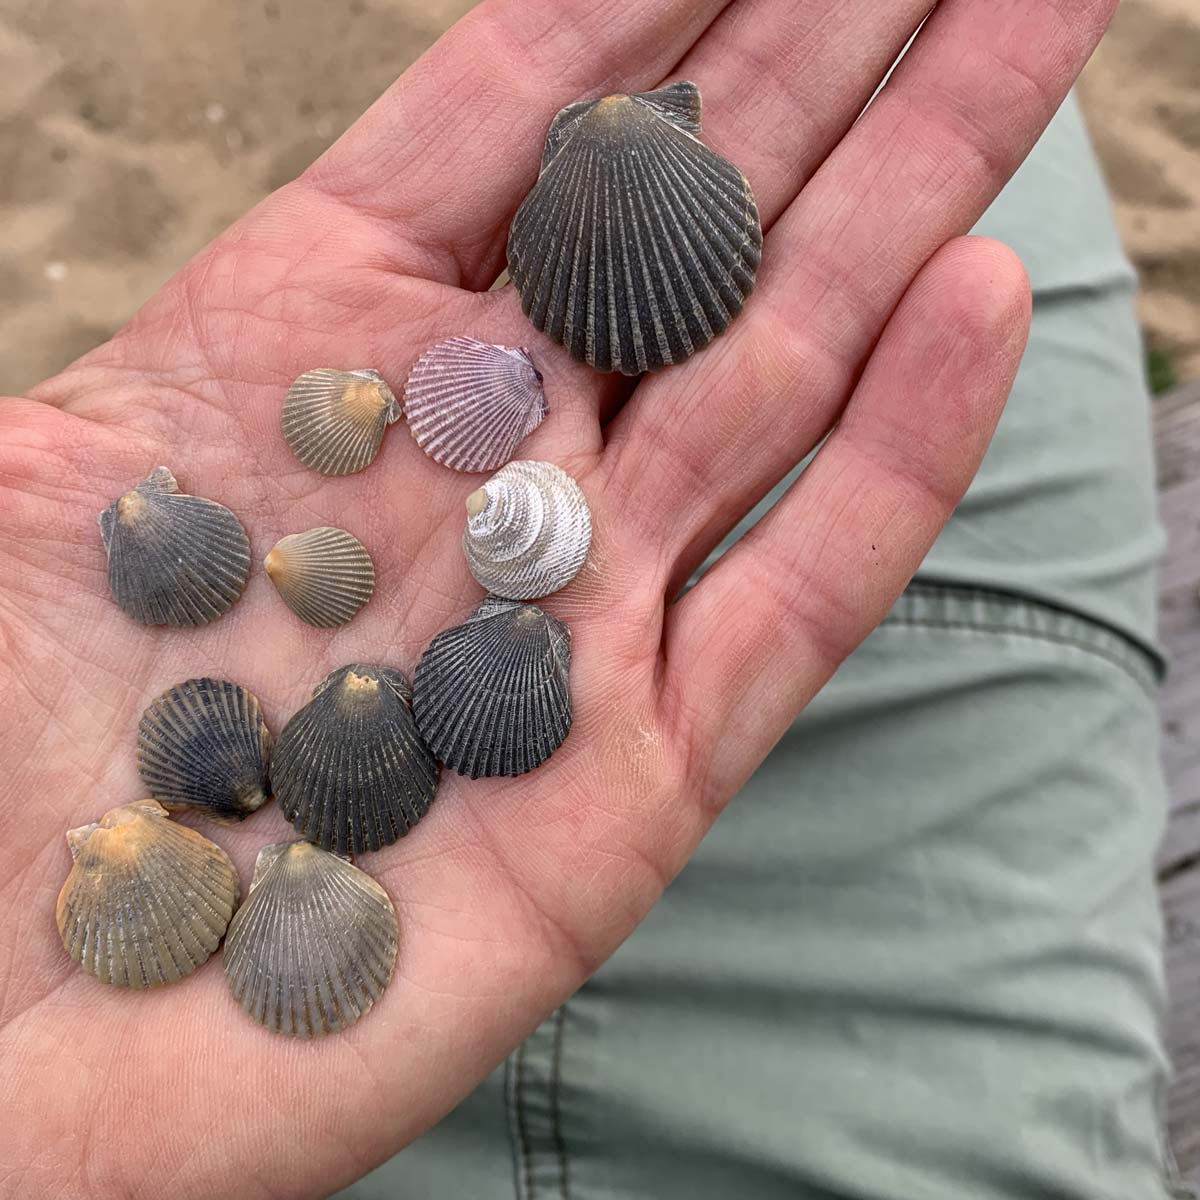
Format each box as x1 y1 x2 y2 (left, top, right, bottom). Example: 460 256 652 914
550 1006 569 1199
905 578 1164 677
882 613 1157 698
515 1041 535 1199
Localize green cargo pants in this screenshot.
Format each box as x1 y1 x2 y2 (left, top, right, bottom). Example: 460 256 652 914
338 94 1185 1199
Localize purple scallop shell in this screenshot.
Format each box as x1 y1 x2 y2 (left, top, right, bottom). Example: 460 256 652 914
402 336 548 473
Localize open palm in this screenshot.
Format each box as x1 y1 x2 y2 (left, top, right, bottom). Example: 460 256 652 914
0 0 1112 1196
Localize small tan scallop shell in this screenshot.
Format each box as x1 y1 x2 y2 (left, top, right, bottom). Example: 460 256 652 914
265 526 375 627
508 81 762 373
56 799 240 988
272 664 439 853
137 678 271 821
223 840 398 1038
281 368 400 476
403 336 547 473
413 596 572 778
463 460 591 600
97 467 251 626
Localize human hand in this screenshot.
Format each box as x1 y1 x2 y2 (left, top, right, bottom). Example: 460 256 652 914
0 0 1112 1195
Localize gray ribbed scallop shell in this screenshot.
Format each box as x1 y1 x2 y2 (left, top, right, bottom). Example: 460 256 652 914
137 678 271 821
265 526 375 627
507 80 762 374
56 799 240 988
281 368 400 475
403 336 547 473
223 840 398 1038
272 664 440 854
463 460 591 600
413 596 572 778
97 467 250 626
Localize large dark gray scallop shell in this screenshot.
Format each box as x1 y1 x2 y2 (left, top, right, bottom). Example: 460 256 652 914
413 596 572 778
137 678 271 821
272 664 440 854
507 80 762 374
223 840 398 1038
403 336 547 473
282 368 400 476
97 467 251 626
265 526 375 627
56 799 240 988
463 460 592 600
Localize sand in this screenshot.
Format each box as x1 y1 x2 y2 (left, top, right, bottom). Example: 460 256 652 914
0 0 1196 396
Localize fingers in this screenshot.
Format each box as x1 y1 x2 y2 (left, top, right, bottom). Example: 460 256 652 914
304 0 733 290
604 0 1115 587
662 236 1031 802
671 0 928 227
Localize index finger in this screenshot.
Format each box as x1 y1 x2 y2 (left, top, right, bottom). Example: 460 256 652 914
306 0 734 290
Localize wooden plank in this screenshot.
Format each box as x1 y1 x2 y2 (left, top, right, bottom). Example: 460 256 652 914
1154 377 1200 1185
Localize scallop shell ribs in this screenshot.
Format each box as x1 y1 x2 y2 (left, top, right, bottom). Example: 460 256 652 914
413 596 572 778
137 678 271 820
97 467 250 626
507 81 762 373
56 799 240 987
272 664 440 854
223 840 398 1038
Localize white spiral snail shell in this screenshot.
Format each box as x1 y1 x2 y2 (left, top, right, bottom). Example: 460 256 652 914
462 460 592 600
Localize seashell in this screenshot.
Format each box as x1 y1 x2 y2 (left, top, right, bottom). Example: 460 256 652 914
264 526 375 627
413 596 572 778
223 840 398 1038
137 678 271 821
97 466 251 626
272 664 439 854
462 460 591 600
402 336 547 473
281 368 400 475
56 799 240 988
507 80 762 374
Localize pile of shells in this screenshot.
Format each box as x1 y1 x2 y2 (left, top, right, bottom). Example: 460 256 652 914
69 79 755 1037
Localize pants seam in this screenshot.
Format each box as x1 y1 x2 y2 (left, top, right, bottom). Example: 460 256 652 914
889 582 1159 696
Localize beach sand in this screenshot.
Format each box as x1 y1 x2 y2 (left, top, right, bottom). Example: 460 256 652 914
0 0 1196 395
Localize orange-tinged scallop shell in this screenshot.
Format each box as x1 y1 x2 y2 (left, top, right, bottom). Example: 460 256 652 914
281 368 400 475
265 527 375 627
56 799 240 987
